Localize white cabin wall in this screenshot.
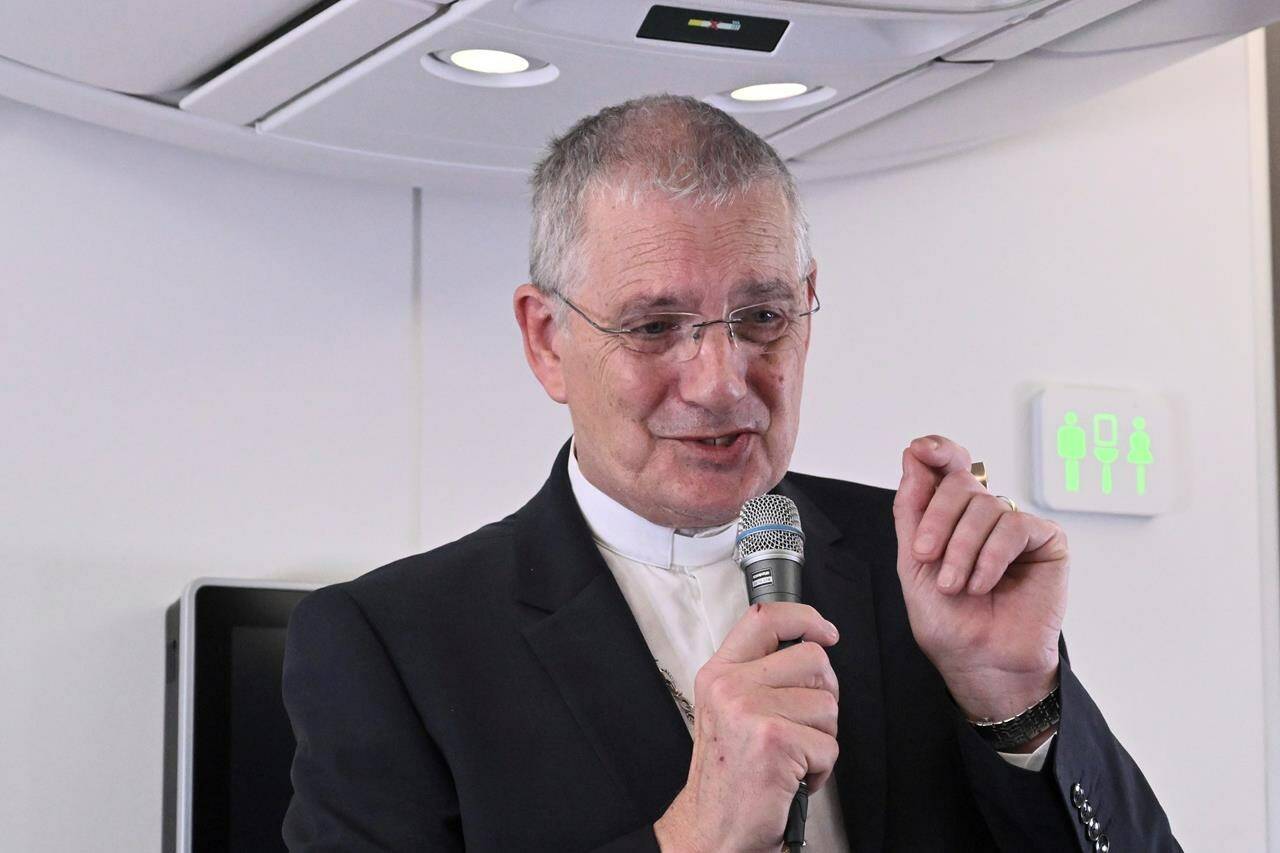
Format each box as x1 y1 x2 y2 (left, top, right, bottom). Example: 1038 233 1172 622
416 36 1275 852
0 101 420 850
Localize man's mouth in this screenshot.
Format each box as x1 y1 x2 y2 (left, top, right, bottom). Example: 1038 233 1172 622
696 434 740 447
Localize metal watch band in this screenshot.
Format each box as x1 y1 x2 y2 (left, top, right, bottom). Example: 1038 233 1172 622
970 685 1062 752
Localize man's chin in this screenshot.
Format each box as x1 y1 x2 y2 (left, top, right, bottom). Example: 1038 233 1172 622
657 480 768 528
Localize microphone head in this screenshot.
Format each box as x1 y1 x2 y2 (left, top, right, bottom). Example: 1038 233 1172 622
735 493 804 566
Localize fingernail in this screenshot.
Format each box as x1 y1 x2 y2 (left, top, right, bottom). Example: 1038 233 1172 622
914 534 934 553
938 566 957 589
928 439 940 450
825 620 839 640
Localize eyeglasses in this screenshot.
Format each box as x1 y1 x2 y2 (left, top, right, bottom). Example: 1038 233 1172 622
555 278 820 364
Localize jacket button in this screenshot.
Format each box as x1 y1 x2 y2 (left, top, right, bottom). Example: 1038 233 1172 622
1072 783 1087 808
1079 801 1095 822
1094 835 1110 853
1086 817 1102 841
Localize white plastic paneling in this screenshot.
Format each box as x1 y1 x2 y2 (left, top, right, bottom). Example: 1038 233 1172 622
788 32 1233 179
768 60 991 159
0 0 1274 186
946 0 1142 61
768 0 1040 10
260 0 1055 171
181 0 443 125
512 0 1056 57
0 0 319 94
1042 0 1280 54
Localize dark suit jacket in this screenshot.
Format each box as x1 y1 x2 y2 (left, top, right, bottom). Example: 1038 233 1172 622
283 441 1179 851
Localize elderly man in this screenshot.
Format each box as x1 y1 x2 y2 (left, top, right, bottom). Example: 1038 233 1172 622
283 95 1176 852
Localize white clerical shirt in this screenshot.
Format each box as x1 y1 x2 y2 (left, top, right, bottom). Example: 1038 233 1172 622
566 444 1049 851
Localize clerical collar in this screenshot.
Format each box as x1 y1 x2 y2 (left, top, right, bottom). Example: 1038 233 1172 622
567 439 737 570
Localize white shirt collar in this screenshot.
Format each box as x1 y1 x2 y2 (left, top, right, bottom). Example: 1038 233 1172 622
567 438 737 569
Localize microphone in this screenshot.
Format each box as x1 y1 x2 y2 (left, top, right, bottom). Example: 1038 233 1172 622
735 494 808 851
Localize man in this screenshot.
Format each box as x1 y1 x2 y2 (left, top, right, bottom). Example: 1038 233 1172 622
283 95 1177 851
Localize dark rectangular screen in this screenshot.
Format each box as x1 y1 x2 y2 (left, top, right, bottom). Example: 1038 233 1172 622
637 5 789 52
190 586 306 852
229 626 294 850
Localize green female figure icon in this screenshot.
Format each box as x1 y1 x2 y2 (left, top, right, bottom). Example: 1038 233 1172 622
1093 413 1119 495
1128 416 1153 495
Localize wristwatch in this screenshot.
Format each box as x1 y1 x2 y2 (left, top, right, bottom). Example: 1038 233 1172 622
970 685 1061 752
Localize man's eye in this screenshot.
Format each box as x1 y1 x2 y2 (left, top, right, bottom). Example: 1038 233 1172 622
632 319 680 336
740 307 787 326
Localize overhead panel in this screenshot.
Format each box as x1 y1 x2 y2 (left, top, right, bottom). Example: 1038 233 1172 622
770 0 1043 11
945 0 1143 62
181 0 444 125
0 0 322 94
787 31 1234 180
1039 0 1280 54
767 60 991 160
4 0 1276 186
259 0 1058 172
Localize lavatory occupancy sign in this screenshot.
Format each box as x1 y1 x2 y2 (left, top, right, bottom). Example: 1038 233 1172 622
1033 386 1174 516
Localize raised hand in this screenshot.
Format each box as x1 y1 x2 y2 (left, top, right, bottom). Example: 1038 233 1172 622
892 435 1069 735
654 603 840 853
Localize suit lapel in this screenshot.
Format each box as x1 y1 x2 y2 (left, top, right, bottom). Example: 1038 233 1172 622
777 478 888 852
511 445 889 848
514 442 693 823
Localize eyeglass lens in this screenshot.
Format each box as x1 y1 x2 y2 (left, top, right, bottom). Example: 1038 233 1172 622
621 302 806 362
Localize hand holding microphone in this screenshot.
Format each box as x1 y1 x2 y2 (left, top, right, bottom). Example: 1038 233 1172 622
654 496 837 853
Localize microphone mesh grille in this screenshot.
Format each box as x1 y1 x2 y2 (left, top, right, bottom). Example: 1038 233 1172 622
735 494 804 563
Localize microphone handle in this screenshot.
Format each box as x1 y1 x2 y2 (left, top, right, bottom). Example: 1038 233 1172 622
743 556 808 851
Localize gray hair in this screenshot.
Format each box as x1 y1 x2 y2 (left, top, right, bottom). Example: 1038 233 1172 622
528 94 811 314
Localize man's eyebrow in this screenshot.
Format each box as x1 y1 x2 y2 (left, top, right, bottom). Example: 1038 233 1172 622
611 277 798 316
734 278 796 301
613 291 693 315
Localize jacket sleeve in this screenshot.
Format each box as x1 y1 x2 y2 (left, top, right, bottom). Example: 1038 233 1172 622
282 585 464 851
282 584 666 853
955 638 1182 852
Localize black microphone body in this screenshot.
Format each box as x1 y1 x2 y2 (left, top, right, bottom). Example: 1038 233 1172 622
736 496 809 851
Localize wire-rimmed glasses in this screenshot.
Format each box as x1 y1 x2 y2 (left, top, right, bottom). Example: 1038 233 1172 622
556 278 820 364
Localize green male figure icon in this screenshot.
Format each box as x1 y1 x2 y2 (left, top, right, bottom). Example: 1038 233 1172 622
1128 416 1153 495
1093 413 1120 495
1057 411 1087 492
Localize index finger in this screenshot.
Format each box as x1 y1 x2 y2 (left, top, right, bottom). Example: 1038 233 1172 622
906 434 973 477
716 602 839 665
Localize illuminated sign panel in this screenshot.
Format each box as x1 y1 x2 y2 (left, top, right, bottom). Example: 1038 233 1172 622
636 5 789 51
1032 386 1174 516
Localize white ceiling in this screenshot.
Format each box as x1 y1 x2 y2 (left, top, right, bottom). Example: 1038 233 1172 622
0 0 1276 188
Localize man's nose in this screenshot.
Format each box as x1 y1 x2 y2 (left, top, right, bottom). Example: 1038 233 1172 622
678 323 749 409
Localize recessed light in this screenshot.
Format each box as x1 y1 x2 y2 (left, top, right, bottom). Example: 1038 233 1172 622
447 49 531 75
730 83 810 102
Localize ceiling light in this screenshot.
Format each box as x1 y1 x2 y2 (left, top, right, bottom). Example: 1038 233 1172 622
447 49 530 75
730 83 810 102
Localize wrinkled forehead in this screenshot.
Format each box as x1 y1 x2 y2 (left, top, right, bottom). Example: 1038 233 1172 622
577 180 801 310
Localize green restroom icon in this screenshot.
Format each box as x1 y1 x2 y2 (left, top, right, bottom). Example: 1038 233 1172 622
1057 411 1154 496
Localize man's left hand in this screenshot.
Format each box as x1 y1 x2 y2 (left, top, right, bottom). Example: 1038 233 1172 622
892 434 1068 735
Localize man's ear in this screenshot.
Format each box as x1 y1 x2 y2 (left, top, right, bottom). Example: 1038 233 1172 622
802 260 818 355
514 283 568 403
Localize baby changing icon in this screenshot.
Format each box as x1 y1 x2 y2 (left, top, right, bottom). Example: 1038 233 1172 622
1036 387 1172 516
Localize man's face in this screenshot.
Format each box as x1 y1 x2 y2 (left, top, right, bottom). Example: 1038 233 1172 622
557 182 812 528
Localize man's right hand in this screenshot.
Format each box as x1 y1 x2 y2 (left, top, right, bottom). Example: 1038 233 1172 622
653 602 841 853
